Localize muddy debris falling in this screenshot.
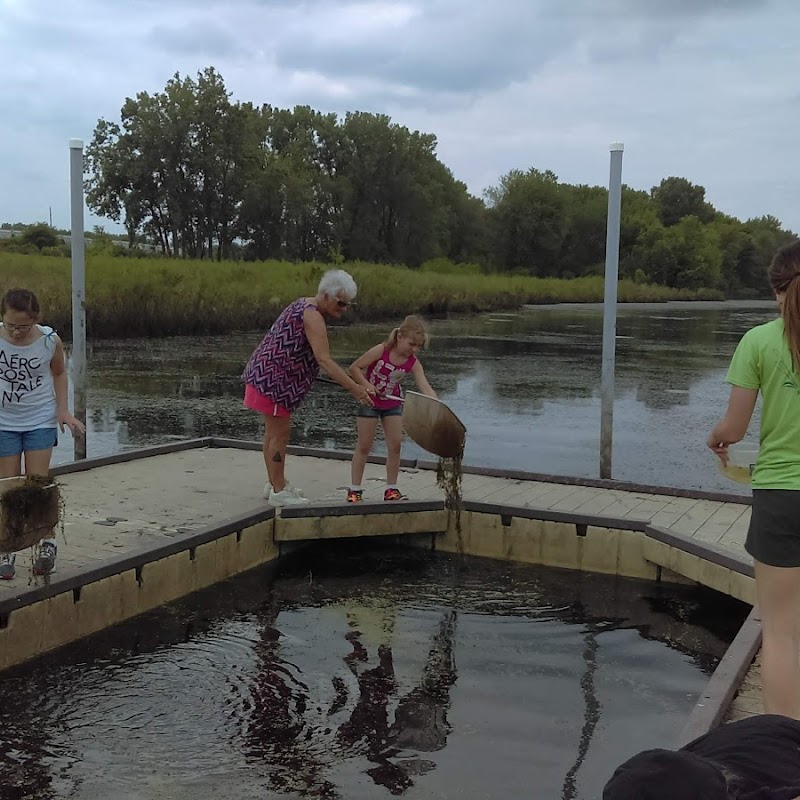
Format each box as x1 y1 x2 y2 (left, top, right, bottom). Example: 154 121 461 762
436 452 464 559
0 475 61 553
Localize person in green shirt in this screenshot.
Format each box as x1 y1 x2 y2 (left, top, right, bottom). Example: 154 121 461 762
708 239 800 719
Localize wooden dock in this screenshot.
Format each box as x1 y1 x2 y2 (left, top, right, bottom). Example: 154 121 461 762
1 440 754 595
0 437 764 724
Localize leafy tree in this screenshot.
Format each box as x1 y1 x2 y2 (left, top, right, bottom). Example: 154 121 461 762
80 66 796 297
619 187 661 267
650 177 715 227
559 184 608 276
485 169 567 275
86 67 261 259
447 189 489 266
626 216 722 289
669 216 723 289
20 223 59 251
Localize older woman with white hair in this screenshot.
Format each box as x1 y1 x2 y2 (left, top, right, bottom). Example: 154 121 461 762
242 269 375 506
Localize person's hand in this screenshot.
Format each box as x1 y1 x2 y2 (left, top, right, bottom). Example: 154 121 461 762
707 433 729 466
352 385 375 406
57 410 86 435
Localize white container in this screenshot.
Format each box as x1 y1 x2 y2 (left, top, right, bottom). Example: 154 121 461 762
718 443 759 485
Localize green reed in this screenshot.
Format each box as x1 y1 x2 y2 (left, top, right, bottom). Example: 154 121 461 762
0 253 721 339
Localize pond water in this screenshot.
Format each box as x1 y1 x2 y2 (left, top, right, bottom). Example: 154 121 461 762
0 545 747 800
54 300 774 492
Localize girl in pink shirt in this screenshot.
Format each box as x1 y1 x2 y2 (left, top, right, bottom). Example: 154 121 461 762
347 315 436 502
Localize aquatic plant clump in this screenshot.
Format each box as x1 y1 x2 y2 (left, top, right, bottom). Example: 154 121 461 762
436 453 464 558
0 476 61 553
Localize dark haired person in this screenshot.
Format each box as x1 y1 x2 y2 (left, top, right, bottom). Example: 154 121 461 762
604 714 800 800
709 239 800 718
0 287 84 579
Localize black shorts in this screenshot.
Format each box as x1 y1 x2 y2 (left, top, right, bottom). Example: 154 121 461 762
746 489 800 567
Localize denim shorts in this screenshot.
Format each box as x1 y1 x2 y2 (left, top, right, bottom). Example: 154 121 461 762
0 428 58 458
357 405 403 419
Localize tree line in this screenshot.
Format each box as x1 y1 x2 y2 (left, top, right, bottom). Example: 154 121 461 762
6 67 795 297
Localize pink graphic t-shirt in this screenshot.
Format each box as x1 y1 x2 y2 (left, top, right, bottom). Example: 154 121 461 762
364 348 416 410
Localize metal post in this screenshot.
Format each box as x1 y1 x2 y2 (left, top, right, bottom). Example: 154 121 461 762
69 138 87 460
600 142 624 479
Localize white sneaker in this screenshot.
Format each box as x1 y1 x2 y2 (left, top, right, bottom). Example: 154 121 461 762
268 487 310 507
264 482 305 499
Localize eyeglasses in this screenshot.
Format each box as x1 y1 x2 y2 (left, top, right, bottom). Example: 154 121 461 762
336 299 353 309
3 322 34 332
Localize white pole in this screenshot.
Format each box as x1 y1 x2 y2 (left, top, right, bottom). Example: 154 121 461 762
69 138 87 460
600 142 624 479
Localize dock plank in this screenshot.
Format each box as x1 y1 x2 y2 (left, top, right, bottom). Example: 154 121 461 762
670 500 728 537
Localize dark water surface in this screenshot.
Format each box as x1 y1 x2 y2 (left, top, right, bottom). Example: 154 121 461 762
55 301 775 492
0 546 747 800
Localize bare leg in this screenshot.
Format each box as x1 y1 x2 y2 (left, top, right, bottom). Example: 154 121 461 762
381 416 404 485
755 559 800 718
0 454 22 479
264 415 292 493
261 422 272 478
22 448 53 477
351 418 378 486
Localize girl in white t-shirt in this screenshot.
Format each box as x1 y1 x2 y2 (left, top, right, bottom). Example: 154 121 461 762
0 288 85 580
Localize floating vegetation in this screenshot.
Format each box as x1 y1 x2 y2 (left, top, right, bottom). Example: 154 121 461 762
436 452 464 560
0 475 61 553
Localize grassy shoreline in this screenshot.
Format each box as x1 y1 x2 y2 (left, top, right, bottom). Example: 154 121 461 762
2 253 725 339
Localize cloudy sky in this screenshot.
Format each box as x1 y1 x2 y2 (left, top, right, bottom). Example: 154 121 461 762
1 0 798 232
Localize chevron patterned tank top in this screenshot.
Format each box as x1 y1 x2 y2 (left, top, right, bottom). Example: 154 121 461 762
242 298 320 412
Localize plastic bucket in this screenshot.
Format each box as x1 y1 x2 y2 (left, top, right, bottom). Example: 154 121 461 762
717 443 759 485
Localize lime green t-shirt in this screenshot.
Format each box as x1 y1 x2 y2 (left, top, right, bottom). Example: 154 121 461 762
726 317 800 489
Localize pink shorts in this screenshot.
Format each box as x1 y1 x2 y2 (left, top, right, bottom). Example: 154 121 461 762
243 385 291 418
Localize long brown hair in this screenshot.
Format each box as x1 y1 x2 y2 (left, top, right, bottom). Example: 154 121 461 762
385 315 429 351
769 239 800 371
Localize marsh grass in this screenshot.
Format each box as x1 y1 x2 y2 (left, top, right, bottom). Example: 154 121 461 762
0 253 721 339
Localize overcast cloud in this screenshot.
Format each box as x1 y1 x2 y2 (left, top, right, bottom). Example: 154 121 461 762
0 0 797 232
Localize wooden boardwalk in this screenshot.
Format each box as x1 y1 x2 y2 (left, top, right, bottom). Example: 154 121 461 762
726 654 764 722
2 441 765 723
1 443 753 595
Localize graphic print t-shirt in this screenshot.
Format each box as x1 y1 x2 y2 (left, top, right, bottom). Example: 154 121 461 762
364 348 416 410
0 325 57 431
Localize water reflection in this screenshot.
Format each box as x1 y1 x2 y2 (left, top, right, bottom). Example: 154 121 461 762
561 623 600 800
55 301 777 491
0 547 747 799
247 595 458 796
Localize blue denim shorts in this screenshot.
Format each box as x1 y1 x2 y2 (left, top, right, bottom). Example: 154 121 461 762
357 405 403 419
0 428 58 458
